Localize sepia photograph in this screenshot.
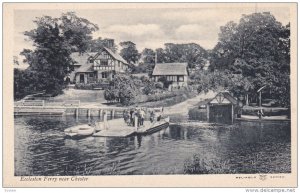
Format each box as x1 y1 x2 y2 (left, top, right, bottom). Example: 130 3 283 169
3 2 297 188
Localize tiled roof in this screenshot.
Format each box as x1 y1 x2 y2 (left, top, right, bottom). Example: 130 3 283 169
207 91 238 105
104 47 129 65
93 47 129 65
75 63 94 73
152 63 188 76
70 52 98 66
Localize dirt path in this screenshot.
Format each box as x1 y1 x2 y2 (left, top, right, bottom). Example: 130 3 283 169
164 90 216 115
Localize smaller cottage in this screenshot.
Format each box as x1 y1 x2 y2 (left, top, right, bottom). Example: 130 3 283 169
152 63 188 90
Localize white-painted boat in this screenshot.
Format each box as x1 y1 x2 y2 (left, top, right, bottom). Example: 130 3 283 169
64 124 95 139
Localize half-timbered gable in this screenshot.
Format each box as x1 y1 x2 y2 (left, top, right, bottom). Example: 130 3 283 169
72 47 130 84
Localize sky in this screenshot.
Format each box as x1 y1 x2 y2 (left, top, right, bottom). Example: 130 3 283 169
14 5 290 61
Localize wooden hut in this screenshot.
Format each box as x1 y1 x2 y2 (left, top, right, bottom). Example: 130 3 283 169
200 91 238 123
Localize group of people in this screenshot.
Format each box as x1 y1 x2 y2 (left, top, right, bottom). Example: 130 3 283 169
123 107 146 127
123 107 163 127
257 108 264 119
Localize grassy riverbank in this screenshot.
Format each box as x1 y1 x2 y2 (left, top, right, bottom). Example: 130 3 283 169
132 89 199 108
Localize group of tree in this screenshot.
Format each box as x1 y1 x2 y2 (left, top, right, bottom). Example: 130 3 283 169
156 43 208 69
197 12 290 107
132 43 208 74
119 41 140 65
14 11 291 108
14 12 98 99
89 37 117 53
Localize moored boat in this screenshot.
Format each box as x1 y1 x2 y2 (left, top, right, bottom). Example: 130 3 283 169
138 116 170 135
64 124 95 139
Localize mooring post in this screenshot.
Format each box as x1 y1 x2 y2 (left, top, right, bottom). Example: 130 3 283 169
232 104 234 123
134 115 138 131
75 108 79 118
99 109 103 118
104 111 108 130
206 104 210 122
87 109 91 118
111 109 115 119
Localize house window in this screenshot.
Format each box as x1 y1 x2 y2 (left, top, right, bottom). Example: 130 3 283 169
167 76 177 81
89 73 94 77
100 60 108 66
102 72 108 78
178 76 184 82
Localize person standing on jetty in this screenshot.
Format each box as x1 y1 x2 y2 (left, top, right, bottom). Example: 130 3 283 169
123 110 130 125
139 108 145 126
150 110 157 123
129 108 134 126
126 111 131 126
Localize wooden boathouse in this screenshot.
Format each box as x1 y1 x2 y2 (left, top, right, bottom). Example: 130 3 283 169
199 91 239 124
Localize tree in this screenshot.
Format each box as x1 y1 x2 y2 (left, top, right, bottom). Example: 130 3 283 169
89 37 117 52
210 12 290 106
16 12 98 97
106 73 141 105
13 56 19 66
141 48 155 64
119 41 140 64
155 48 166 63
131 48 156 74
156 43 208 68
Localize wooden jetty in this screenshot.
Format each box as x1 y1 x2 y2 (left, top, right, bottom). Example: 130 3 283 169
14 107 66 116
14 100 163 120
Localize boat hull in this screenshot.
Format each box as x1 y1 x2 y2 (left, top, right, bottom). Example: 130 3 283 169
143 121 169 135
137 117 170 135
64 124 94 140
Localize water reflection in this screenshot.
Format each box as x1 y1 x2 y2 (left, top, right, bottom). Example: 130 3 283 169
14 116 291 175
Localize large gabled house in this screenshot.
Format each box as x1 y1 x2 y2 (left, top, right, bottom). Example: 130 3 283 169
70 47 130 84
152 62 189 90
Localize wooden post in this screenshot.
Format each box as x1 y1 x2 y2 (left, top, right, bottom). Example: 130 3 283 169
104 111 108 130
99 109 103 118
206 104 210 122
246 94 249 106
75 108 79 120
259 91 262 107
134 116 138 131
87 109 91 118
232 104 234 123
111 109 115 119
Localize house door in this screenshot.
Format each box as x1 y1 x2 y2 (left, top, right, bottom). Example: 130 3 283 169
80 74 85 83
209 104 232 124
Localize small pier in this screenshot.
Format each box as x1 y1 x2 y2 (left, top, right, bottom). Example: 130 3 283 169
14 99 130 119
93 119 137 137
93 117 169 137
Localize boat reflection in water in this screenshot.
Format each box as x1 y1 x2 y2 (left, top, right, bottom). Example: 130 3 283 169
14 115 291 175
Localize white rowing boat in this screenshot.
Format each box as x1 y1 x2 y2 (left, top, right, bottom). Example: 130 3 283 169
64 124 95 139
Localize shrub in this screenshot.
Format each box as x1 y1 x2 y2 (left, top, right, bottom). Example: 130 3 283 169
158 76 173 88
155 82 164 89
183 154 233 174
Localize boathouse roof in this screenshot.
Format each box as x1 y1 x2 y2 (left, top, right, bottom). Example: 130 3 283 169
199 91 238 106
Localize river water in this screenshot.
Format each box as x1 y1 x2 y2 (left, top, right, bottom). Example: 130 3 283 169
14 115 291 175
